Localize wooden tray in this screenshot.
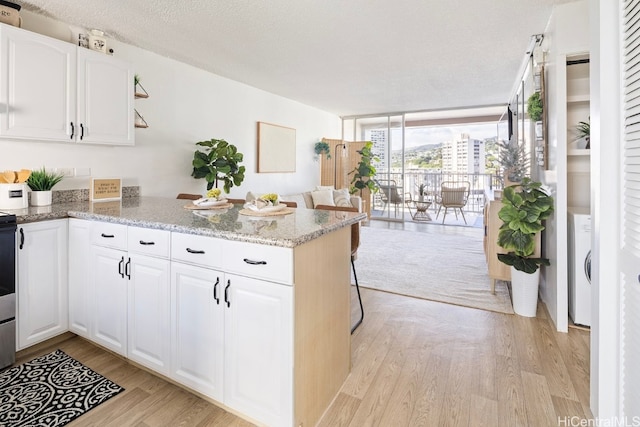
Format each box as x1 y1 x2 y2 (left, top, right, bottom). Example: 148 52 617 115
239 207 295 217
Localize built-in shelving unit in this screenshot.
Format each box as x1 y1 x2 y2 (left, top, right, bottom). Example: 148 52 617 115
566 54 590 209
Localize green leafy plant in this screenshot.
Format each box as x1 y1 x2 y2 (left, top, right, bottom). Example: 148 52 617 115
314 141 331 159
527 92 543 122
192 138 245 193
417 183 426 196
576 117 590 149
349 141 379 195
498 140 529 184
26 167 64 191
497 178 554 273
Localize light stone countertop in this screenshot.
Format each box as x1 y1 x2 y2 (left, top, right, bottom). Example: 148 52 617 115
9 197 365 248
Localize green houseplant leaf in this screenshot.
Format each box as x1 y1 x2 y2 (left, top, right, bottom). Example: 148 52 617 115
26 167 64 191
349 141 379 195
497 177 554 273
191 138 245 192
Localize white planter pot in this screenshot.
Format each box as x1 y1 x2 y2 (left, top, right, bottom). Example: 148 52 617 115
510 266 540 317
30 190 52 206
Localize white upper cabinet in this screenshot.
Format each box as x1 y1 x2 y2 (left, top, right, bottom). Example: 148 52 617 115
0 24 75 141
77 48 134 145
0 24 134 145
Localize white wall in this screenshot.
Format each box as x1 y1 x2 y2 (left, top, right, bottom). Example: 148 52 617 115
538 0 589 332
0 11 342 199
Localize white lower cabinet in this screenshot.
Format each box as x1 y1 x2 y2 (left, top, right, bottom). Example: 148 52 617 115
16 219 68 350
169 263 293 427
91 245 128 356
68 218 91 338
223 273 293 427
88 222 170 365
128 253 170 374
170 262 224 401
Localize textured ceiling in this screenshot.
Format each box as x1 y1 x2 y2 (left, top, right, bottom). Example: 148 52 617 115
19 0 573 117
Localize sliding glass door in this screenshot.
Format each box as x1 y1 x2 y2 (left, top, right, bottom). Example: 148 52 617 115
343 114 406 222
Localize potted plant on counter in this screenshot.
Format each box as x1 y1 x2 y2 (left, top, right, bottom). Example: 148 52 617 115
192 138 245 193
497 178 554 317
26 167 64 206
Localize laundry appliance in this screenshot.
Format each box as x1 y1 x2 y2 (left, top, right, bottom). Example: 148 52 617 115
568 207 591 327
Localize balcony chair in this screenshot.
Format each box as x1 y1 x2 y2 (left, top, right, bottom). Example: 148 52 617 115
436 181 471 224
314 204 364 334
375 179 404 217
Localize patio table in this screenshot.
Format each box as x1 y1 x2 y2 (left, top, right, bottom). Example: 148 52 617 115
407 200 432 221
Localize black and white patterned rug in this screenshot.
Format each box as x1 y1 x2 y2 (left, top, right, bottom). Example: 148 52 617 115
0 349 124 427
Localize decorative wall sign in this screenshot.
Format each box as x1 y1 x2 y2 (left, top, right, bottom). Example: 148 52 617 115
90 178 122 201
257 122 296 173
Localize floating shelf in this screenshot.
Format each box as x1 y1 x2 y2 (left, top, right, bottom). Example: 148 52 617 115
135 92 149 99
568 149 590 156
134 109 148 128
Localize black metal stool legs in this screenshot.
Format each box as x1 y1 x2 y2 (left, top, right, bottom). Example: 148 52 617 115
351 257 364 334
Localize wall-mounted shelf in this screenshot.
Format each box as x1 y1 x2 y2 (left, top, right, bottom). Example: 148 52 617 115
568 149 590 156
134 109 148 128
134 80 149 128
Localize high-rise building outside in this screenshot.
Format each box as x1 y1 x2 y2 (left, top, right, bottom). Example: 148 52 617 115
442 133 485 174
369 129 388 171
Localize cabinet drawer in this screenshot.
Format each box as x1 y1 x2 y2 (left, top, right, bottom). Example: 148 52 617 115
223 240 293 285
128 227 170 258
90 222 127 250
171 233 223 269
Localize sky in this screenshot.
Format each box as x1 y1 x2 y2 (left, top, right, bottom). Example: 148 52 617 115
393 122 500 149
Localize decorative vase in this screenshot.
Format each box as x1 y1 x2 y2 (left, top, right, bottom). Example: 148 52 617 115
510 266 540 317
418 194 424 202
30 190 52 207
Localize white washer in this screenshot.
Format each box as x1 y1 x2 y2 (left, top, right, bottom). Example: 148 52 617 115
568 207 592 326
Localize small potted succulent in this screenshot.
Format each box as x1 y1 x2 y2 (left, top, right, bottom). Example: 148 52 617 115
26 167 64 206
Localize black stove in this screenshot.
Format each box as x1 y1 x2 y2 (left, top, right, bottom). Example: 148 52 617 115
0 210 16 369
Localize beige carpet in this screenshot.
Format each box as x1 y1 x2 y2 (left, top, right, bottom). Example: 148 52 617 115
356 226 514 314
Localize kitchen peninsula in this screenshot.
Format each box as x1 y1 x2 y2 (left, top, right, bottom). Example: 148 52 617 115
13 196 365 427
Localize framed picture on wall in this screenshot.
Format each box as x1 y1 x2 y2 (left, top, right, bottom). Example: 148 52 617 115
257 122 296 173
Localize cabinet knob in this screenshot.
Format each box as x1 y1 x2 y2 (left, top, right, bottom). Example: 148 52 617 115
70 122 74 139
243 258 267 265
139 240 155 246
101 233 115 238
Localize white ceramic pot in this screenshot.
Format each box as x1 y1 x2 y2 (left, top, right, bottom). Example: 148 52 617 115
30 190 52 207
510 266 540 317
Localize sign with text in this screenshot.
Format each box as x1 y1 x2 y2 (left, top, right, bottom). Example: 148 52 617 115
90 178 122 202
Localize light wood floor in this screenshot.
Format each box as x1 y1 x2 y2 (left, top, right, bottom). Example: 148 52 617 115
16 287 591 427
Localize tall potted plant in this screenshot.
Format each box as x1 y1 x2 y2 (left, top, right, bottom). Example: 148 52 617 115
192 138 245 193
497 178 554 316
349 141 378 195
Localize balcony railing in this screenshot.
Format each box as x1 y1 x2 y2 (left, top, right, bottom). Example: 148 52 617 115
371 170 503 220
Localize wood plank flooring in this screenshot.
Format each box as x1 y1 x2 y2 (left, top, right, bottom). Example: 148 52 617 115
15 288 591 427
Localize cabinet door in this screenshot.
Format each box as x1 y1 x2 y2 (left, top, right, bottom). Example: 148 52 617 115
91 245 127 355
77 48 134 145
68 219 91 338
223 274 293 427
128 254 170 375
17 220 68 350
171 262 224 401
0 25 75 141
